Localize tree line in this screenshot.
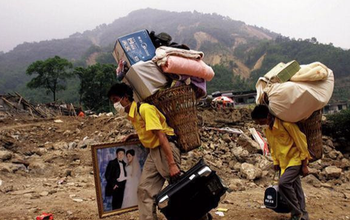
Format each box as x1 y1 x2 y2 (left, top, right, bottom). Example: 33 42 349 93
25 35 350 113
236 36 350 101
26 56 116 113
25 55 251 113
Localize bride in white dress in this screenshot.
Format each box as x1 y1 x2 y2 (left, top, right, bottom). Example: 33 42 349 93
121 149 142 208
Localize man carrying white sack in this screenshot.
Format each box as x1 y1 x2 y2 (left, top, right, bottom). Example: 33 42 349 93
251 105 311 220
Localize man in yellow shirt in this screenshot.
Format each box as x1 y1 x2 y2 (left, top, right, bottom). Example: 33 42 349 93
251 105 311 220
108 82 182 220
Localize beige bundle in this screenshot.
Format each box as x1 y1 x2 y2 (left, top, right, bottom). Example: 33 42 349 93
256 62 334 122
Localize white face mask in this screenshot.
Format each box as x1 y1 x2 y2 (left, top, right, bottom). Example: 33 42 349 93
114 102 126 116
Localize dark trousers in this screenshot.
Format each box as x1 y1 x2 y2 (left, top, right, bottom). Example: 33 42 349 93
279 166 309 220
112 180 126 210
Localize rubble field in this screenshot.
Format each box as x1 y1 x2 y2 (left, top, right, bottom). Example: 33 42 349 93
0 107 349 220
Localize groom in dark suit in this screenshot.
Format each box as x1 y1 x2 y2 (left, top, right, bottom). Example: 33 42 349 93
105 148 127 210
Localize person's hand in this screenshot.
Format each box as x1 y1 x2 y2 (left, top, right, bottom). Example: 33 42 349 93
301 165 309 177
274 165 280 172
121 134 138 142
301 160 309 177
117 177 127 182
169 163 181 179
113 185 118 190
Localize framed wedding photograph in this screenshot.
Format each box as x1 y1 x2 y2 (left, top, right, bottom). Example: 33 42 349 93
91 140 148 218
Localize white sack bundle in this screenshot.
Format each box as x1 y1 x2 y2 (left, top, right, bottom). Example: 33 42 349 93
256 62 334 122
290 62 329 82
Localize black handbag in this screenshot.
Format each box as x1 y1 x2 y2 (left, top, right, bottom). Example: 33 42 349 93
264 172 291 213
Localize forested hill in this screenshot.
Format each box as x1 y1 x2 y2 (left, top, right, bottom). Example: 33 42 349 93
0 8 349 104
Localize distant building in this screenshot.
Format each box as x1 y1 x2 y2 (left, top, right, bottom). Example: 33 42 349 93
212 90 257 106
323 101 349 114
198 90 257 108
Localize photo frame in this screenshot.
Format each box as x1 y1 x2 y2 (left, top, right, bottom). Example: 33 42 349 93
91 140 148 218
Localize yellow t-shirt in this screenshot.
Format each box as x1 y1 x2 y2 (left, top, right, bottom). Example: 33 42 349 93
128 101 175 148
265 117 311 175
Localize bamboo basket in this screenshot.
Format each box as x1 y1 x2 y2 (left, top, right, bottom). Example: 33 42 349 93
144 85 201 152
297 109 323 162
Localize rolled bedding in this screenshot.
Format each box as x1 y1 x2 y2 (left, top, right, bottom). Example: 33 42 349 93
161 55 215 81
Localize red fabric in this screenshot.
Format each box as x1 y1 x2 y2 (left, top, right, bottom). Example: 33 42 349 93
78 111 85 117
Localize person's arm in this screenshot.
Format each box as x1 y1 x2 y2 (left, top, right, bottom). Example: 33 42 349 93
268 143 279 166
301 159 309 177
153 130 180 177
270 144 280 171
105 161 119 189
117 176 128 182
140 104 180 177
269 144 280 171
105 161 111 181
265 130 279 170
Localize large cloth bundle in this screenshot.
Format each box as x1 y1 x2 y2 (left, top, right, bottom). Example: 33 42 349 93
153 46 215 81
256 62 334 122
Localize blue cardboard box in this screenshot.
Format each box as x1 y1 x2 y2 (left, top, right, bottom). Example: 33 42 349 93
113 30 156 67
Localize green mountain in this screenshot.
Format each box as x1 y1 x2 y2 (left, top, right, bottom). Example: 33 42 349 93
0 8 349 103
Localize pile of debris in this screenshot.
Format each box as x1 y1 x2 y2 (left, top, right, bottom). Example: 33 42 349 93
1 107 349 194
192 108 350 191
194 125 350 189
0 93 81 119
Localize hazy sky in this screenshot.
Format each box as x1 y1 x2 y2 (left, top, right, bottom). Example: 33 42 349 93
1 0 350 52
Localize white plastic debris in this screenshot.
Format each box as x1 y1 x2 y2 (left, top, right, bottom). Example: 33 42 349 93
215 211 225 217
106 112 114 117
72 198 84 203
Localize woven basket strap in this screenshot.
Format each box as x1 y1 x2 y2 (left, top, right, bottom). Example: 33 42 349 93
137 102 143 120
